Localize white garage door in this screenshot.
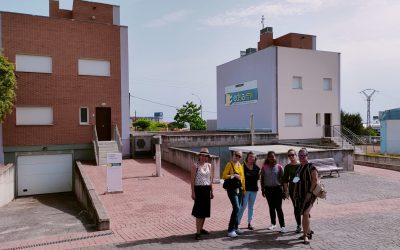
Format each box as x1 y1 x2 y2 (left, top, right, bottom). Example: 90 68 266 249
17 154 72 196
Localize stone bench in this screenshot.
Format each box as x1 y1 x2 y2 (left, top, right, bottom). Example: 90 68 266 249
309 158 343 177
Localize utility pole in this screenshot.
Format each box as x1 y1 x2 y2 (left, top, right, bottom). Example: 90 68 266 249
360 89 378 127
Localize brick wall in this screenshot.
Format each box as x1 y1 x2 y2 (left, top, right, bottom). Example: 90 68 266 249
72 0 114 24
1 12 121 146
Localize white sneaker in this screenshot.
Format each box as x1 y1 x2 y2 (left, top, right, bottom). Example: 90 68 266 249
235 229 244 234
227 231 238 238
267 224 276 230
280 227 287 233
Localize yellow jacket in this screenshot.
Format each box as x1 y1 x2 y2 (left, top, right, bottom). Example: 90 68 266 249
222 161 245 192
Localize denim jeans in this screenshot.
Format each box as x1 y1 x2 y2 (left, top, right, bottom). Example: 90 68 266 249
238 191 257 225
227 189 242 232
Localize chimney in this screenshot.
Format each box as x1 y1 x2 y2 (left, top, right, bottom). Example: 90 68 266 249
258 27 273 51
49 0 60 17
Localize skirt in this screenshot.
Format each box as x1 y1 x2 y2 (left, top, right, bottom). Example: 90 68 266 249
191 185 211 218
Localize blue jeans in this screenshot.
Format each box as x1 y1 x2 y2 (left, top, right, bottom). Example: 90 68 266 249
238 191 257 225
227 189 242 232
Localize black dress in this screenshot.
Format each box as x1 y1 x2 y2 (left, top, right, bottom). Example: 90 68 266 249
295 163 317 213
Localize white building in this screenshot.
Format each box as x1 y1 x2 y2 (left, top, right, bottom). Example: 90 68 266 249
217 27 340 140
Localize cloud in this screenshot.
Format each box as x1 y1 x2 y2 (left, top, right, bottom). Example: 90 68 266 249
202 0 325 27
145 10 191 28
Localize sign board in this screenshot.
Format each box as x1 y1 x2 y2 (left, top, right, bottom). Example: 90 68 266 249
225 80 258 106
154 112 163 119
106 153 123 193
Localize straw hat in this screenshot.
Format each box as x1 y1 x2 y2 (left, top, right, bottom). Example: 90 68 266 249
198 147 210 157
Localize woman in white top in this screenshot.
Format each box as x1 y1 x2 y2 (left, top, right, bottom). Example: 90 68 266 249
191 148 214 240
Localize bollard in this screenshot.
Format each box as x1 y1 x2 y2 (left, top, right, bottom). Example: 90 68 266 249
153 135 162 177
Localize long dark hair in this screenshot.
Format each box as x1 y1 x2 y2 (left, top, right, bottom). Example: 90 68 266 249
264 151 277 165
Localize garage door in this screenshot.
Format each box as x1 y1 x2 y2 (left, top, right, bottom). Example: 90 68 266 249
17 154 72 196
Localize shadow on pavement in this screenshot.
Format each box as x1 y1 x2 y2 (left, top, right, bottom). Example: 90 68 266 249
114 229 303 249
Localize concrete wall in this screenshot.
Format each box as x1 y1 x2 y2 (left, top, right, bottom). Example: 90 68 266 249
217 47 277 132
160 132 278 149
3 144 94 164
255 149 353 172
354 154 400 172
162 147 220 183
0 124 4 164
277 47 340 139
0 164 14 207
74 161 110 230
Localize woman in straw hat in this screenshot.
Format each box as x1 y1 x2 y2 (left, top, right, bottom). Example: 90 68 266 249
191 147 214 240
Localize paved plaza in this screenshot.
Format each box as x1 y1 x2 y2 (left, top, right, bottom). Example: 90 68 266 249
1 160 399 250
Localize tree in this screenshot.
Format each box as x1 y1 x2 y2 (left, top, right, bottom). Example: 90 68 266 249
132 118 151 131
0 54 17 123
341 110 364 135
174 101 206 130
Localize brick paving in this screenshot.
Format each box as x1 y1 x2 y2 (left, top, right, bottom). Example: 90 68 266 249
1 161 399 250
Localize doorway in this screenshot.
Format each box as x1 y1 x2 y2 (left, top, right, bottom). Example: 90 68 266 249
324 113 332 137
96 107 111 141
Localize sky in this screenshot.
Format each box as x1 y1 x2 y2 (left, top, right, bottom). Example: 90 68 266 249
1 0 399 123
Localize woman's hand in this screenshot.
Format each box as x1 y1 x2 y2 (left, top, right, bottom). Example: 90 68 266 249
210 192 214 199
233 174 241 179
191 193 195 200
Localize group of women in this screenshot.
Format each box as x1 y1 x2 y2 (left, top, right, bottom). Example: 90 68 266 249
190 147 319 244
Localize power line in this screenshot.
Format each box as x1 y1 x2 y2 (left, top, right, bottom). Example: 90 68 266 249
130 94 217 113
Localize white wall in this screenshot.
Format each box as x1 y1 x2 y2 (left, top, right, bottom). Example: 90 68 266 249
0 124 3 164
386 120 400 153
0 164 15 207
277 47 340 139
120 26 130 157
217 47 277 132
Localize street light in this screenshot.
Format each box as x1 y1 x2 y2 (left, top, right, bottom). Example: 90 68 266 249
191 93 203 119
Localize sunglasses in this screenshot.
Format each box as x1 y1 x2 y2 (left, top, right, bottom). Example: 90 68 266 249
288 154 295 157
235 154 242 158
298 154 308 158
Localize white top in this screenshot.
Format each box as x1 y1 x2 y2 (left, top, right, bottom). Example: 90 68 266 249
195 162 212 186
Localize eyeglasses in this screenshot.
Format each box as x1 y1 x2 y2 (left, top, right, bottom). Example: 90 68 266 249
298 154 307 158
235 154 242 158
288 154 295 157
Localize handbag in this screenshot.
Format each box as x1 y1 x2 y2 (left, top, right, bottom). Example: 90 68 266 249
308 165 327 199
223 163 242 190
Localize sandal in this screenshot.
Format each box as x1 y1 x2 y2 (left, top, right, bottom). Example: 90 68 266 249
303 236 310 245
200 229 210 235
195 233 201 240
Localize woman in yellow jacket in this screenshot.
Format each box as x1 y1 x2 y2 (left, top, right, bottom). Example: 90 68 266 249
222 150 245 238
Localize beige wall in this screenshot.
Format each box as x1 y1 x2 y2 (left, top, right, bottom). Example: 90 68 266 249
277 47 340 139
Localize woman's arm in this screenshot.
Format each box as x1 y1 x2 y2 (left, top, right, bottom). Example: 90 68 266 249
222 162 232 180
209 163 214 199
309 169 318 193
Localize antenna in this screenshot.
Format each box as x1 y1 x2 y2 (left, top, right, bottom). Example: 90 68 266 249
360 89 378 127
261 15 265 29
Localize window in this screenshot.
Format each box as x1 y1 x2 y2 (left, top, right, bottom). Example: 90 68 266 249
78 59 110 76
80 107 89 125
323 78 332 91
316 113 321 126
16 107 53 125
285 113 302 127
292 76 302 89
16 54 52 73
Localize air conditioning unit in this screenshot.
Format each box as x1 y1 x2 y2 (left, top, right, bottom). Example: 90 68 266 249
131 135 154 158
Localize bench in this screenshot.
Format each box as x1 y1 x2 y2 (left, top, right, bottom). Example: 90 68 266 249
309 158 343 177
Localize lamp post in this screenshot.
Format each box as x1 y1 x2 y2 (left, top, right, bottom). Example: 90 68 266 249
191 93 203 119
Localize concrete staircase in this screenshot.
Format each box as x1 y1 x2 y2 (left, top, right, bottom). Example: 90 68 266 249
98 141 120 166
331 136 364 154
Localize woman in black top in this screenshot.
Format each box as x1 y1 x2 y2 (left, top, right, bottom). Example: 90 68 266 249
237 151 260 230
295 148 318 244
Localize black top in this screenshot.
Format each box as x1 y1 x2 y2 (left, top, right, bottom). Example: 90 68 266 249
243 163 260 192
296 163 317 200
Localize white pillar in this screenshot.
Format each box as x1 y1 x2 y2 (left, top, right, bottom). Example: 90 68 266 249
154 136 162 177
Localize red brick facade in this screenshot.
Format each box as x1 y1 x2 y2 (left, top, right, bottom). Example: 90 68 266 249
258 27 315 51
1 0 122 146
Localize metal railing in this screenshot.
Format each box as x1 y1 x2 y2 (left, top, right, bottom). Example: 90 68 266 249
339 126 367 145
93 125 100 166
113 124 123 153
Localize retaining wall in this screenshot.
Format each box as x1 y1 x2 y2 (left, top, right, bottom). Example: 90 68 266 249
0 164 14 207
74 161 110 230
162 147 221 183
354 154 400 172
